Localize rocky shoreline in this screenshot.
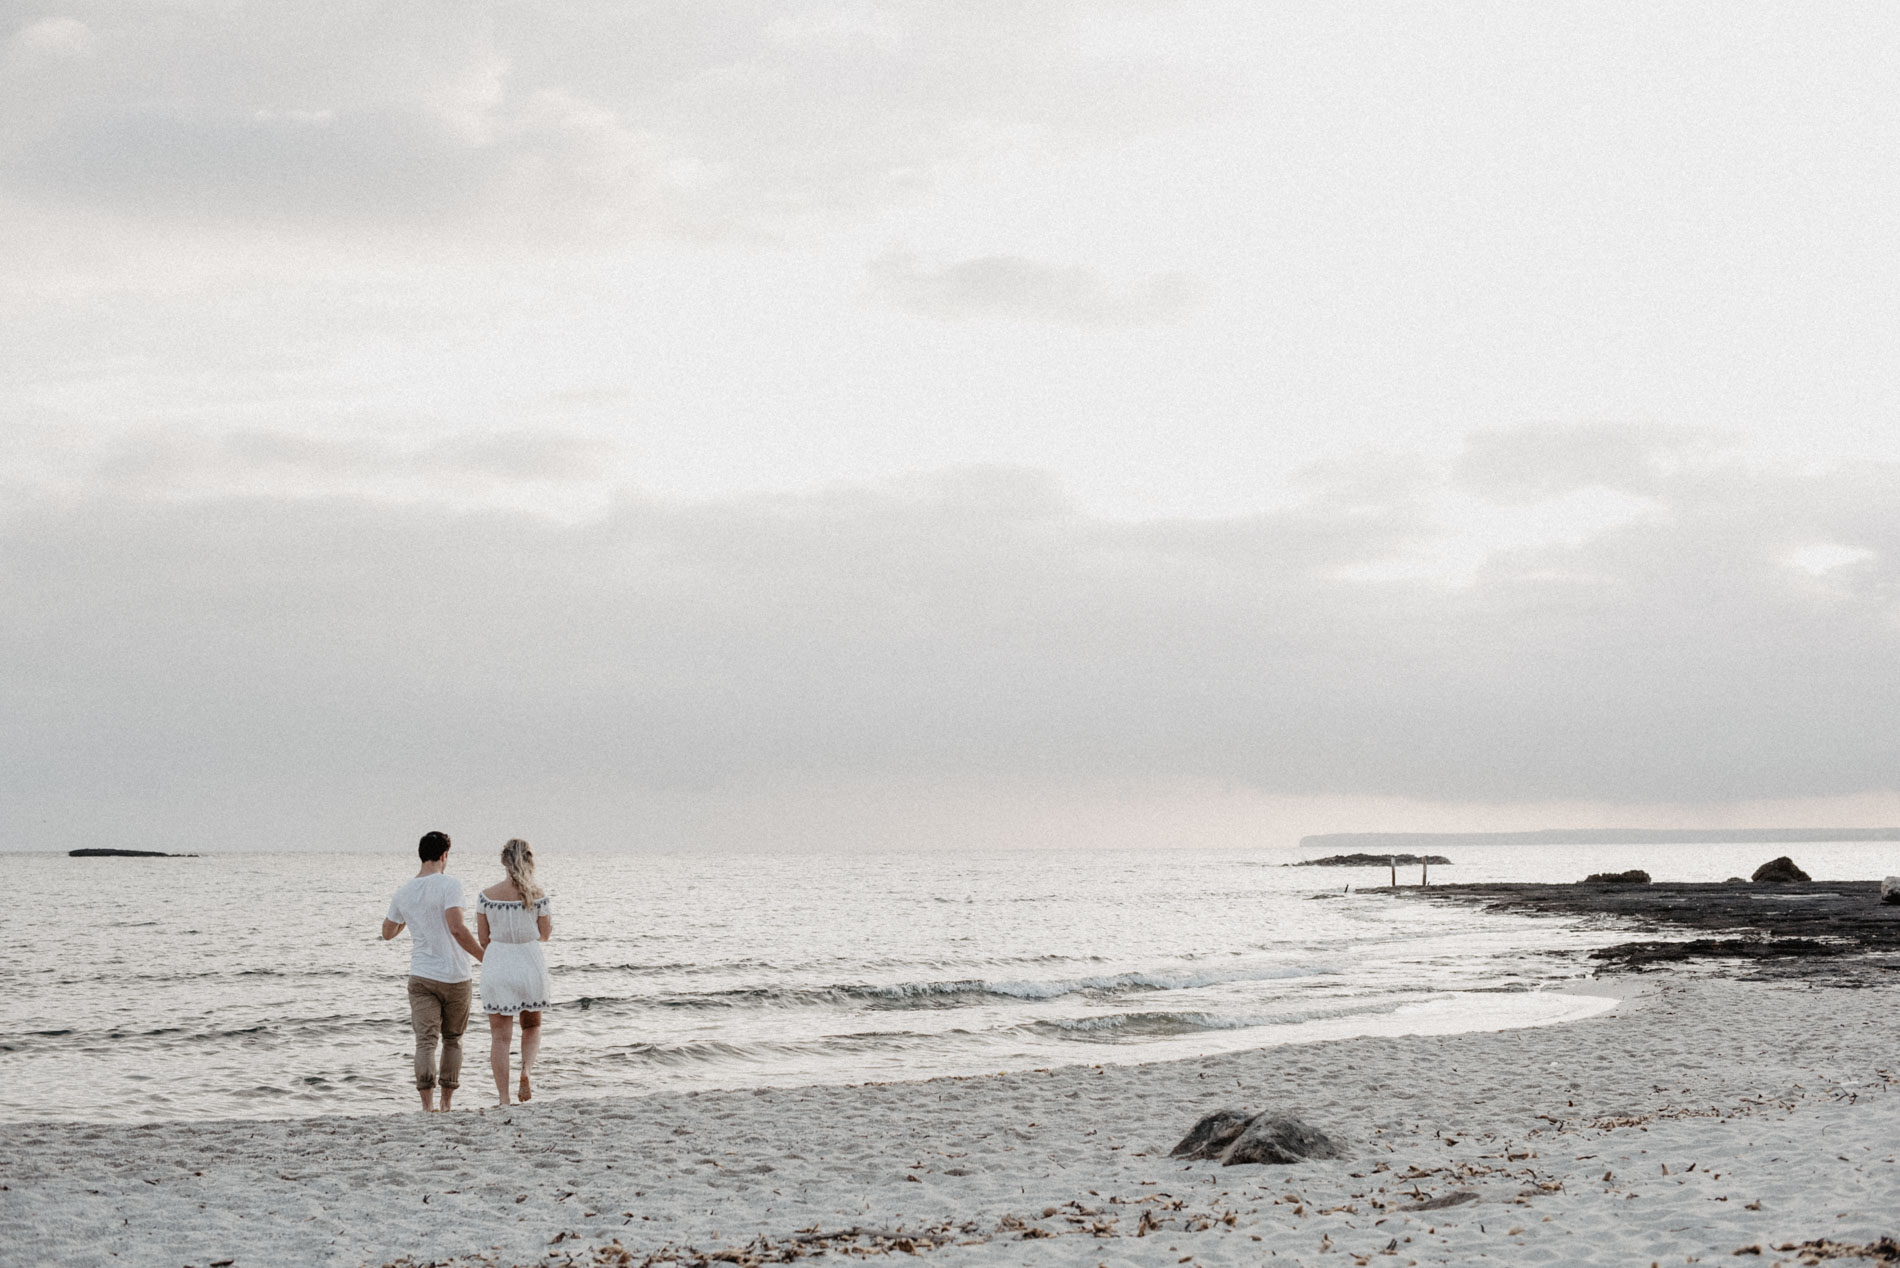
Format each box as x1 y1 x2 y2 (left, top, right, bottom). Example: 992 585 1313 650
1399 878 1900 977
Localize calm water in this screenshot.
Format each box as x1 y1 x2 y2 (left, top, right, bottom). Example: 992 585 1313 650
4 842 1890 1123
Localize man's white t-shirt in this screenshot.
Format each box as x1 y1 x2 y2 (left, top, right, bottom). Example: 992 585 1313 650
386 873 471 983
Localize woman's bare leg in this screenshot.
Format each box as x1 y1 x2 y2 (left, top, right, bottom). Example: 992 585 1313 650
488 1014 514 1106
518 1011 542 1102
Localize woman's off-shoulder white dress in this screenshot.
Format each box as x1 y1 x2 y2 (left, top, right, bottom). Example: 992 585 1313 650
478 894 552 1015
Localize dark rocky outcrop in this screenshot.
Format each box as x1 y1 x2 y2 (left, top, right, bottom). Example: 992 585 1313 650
1396 879 1900 980
1752 856 1811 883
1590 937 1835 967
1170 1109 1345 1166
1584 870 1650 884
1294 853 1451 868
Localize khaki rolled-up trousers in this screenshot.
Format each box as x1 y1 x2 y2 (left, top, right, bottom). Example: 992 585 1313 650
407 976 472 1090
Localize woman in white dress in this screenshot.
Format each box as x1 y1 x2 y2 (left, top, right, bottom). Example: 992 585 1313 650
476 838 554 1106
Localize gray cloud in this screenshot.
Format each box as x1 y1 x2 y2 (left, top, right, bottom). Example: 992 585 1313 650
84 426 620 497
10 7 1900 854
0 2 1208 239
1454 423 1717 503
869 251 1202 325
418 429 618 482
3 433 1896 849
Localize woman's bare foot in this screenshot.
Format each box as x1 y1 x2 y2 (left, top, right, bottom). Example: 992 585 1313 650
518 1074 532 1103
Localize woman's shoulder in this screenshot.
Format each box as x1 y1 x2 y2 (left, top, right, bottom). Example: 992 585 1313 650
480 882 523 903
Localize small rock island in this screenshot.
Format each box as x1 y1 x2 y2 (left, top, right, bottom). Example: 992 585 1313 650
68 848 189 858
1294 852 1451 867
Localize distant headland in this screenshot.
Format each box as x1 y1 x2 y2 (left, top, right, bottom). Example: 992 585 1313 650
1298 828 1900 851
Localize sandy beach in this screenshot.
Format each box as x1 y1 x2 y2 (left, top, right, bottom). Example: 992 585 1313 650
5 972 1897 1268
13 0 1900 1257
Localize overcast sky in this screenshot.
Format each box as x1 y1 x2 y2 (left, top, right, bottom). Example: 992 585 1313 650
5 2 1899 852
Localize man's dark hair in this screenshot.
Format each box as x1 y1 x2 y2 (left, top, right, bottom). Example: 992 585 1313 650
418 830 451 862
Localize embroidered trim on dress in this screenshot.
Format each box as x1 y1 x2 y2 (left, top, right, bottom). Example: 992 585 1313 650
478 894 548 909
483 999 550 1015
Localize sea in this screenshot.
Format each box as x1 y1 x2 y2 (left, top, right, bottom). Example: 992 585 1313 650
5 841 1892 1124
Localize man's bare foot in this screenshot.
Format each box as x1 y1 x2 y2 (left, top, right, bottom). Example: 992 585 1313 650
518 1074 532 1103
440 1095 454 1112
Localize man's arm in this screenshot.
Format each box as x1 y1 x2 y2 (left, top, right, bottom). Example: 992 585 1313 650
382 918 405 940
445 906 483 962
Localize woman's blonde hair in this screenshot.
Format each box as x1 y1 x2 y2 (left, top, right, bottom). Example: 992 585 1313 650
500 838 544 906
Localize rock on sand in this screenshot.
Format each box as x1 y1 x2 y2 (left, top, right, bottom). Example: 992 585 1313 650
1171 1109 1345 1166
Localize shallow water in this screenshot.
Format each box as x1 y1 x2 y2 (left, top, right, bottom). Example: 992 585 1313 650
3 841 1890 1122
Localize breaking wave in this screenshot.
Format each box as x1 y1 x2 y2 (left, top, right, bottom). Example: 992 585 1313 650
631 962 1335 1013
1024 998 1416 1042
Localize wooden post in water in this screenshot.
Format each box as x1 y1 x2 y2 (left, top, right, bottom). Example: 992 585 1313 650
1389 855 1397 889
1421 857 1429 887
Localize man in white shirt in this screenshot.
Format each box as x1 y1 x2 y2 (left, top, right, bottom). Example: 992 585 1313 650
381 830 485 1111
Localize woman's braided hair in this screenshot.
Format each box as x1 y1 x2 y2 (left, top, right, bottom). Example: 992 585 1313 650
500 838 545 907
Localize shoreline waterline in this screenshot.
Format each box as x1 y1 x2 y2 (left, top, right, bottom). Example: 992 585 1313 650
6 846 1694 1124
1 979 1627 1130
